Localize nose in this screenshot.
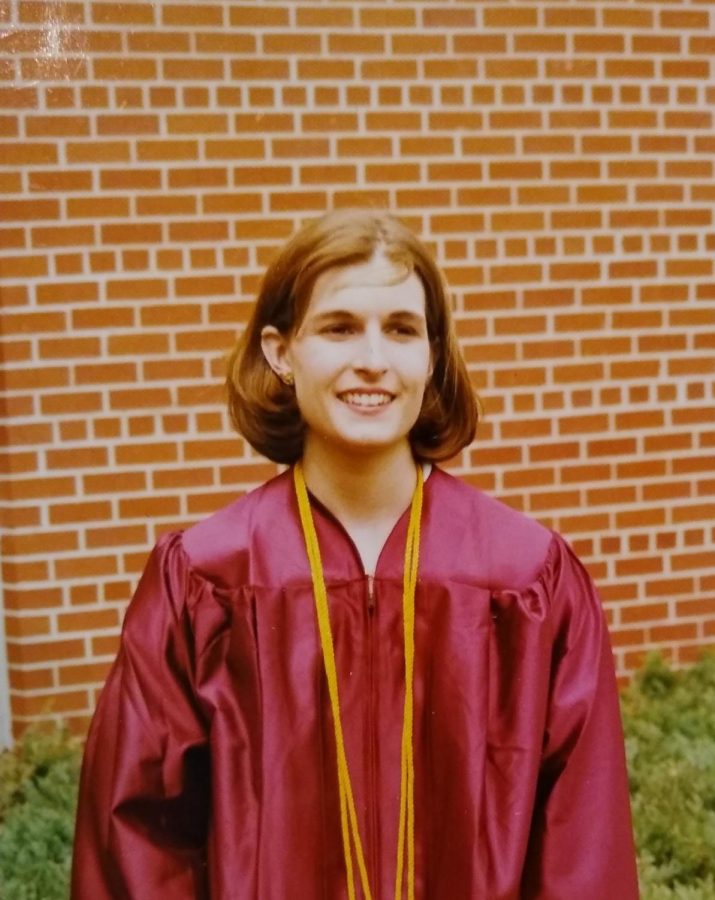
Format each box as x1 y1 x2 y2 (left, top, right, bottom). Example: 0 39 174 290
353 325 388 373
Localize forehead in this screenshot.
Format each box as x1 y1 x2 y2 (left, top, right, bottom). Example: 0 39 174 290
306 254 425 316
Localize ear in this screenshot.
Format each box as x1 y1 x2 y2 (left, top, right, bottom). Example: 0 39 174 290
260 325 293 382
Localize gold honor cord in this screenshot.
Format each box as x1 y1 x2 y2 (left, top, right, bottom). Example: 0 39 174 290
294 462 423 900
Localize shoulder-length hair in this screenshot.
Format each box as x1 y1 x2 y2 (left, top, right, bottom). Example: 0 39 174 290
226 208 479 464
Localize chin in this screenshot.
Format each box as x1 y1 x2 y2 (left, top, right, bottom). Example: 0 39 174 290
328 428 413 457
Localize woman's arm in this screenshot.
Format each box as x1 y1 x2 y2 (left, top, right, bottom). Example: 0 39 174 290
71 533 210 899
520 538 640 899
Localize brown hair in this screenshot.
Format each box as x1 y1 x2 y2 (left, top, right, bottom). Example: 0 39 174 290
226 208 479 463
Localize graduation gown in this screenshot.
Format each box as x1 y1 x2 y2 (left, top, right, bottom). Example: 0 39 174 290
71 467 639 899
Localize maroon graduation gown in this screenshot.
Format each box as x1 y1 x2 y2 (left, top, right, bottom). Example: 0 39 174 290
72 467 639 899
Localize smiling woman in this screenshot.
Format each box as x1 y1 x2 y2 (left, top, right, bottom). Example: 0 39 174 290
261 255 433 468
226 208 478 468
72 210 639 900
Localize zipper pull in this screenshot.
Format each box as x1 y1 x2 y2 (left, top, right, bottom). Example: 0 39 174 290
366 574 375 612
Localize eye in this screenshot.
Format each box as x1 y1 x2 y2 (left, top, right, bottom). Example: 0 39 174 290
387 322 420 338
321 322 355 337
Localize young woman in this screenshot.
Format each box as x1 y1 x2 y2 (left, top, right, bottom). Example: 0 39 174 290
72 209 639 899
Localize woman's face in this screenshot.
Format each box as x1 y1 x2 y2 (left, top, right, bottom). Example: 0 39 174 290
262 253 432 460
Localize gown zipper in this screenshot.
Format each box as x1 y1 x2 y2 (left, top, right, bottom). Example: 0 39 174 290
366 572 380 899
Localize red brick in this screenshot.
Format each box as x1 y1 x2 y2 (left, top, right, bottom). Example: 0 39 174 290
12 690 90 717
647 622 698 643
3 529 78 555
0 199 60 221
119 496 181 518
488 264 541 285
24 113 91 138
175 275 235 297
21 58 88 81
0 366 70 391
620 601 670 624
39 338 100 359
9 668 54 691
296 6 353 26
297 59 355 80
107 333 169 355
88 1 152 23
90 632 121 658
45 499 109 526
0 449 37 473
112 385 174 410
7 633 85 664
31 225 95 248
185 491 242 515
160 58 223 80
0 228 26 251
196 32 256 55
174 329 233 352
113 441 177 465
299 165 357 186
160 3 222 25
82 470 146 494
352 4 408 24
45 446 108 470
362 60 418 80
258 31 319 53
136 139 198 161
676 596 715 616
0 507 41 529
0 284 29 308
328 33 385 54
1 553 50 582
503 467 555 489
0 422 52 446
0 85 38 107
162 114 229 138
227 57 290 83
142 359 203 381
58 608 120 633
59 661 113 686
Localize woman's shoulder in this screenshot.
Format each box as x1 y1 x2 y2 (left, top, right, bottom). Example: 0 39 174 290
178 468 295 586
426 467 557 593
428 470 603 626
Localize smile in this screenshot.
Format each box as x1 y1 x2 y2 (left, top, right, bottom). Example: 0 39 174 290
338 391 394 408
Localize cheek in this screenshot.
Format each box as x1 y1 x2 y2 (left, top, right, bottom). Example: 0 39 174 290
291 348 342 407
402 345 432 381
299 344 353 383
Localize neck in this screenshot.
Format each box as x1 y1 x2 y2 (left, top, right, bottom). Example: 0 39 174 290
300 437 418 528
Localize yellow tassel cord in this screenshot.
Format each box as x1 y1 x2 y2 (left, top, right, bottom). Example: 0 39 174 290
294 462 423 900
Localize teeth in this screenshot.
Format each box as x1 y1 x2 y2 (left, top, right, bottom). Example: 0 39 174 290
341 392 392 407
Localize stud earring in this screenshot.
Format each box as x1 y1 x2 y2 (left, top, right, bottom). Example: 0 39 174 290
281 372 294 386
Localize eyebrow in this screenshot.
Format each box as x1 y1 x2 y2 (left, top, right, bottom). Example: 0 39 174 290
309 309 426 323
385 310 426 322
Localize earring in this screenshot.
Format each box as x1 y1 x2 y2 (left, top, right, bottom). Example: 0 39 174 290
281 372 294 386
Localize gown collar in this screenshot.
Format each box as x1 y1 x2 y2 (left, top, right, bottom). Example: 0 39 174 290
299 463 435 583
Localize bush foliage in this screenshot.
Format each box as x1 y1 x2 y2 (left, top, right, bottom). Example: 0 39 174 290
0 653 713 897
0 729 81 900
622 653 715 899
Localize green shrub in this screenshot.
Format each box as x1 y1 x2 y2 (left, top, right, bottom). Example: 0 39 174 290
0 729 81 900
1 654 714 897
622 653 715 899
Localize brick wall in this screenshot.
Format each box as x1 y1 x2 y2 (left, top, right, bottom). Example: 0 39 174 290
1 0 714 738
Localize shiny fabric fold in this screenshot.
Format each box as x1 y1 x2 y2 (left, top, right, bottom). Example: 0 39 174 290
72 467 639 899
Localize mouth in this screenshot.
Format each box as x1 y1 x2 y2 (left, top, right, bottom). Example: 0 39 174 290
337 390 395 409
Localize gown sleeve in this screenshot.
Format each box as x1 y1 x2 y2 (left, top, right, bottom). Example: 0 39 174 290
520 535 640 899
71 532 210 900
